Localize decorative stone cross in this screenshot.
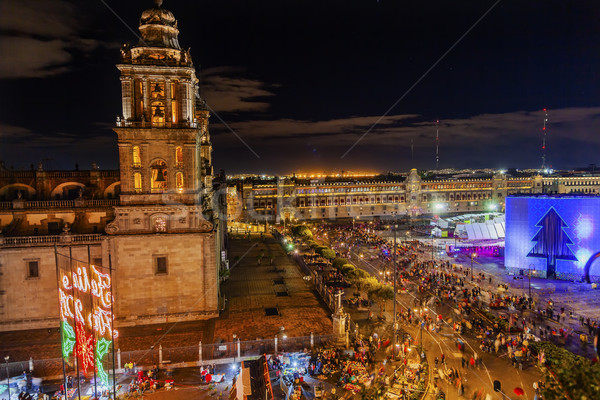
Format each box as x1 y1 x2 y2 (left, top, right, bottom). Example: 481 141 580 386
335 290 344 312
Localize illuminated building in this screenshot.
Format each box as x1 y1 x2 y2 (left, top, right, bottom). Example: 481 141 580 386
506 195 600 282
229 170 600 223
0 1 224 331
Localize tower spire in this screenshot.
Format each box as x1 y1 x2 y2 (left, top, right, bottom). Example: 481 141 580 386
541 108 548 170
435 120 440 170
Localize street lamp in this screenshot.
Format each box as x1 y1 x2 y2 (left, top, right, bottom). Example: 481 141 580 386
4 355 9 400
528 263 534 300
470 252 477 281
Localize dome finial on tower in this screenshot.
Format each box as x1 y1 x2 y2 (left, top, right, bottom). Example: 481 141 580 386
154 0 163 7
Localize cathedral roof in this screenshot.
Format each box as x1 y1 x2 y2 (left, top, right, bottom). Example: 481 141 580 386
137 0 181 49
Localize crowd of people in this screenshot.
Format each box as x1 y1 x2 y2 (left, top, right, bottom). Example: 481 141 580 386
303 220 600 399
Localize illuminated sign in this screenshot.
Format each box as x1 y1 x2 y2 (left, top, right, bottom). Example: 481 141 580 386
505 196 600 279
57 255 118 386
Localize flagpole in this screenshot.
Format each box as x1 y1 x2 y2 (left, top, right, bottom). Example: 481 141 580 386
88 245 98 399
109 250 117 400
54 245 69 400
70 246 82 400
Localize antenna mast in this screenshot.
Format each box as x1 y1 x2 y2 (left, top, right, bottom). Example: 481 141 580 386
541 108 548 170
435 120 440 170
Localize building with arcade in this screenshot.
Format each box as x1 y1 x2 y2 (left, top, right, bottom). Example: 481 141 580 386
229 169 600 224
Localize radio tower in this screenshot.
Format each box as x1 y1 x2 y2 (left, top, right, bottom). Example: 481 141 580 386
435 120 440 170
541 108 548 170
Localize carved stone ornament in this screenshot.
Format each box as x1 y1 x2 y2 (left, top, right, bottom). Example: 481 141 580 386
105 221 119 234
199 221 213 231
133 218 142 224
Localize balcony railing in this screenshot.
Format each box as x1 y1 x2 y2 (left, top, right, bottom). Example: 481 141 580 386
1 234 103 247
0 199 119 210
116 120 198 129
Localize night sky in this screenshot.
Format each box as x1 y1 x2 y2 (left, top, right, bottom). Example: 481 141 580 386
1 0 600 174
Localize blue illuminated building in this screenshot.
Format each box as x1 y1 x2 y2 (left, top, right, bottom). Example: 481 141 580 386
505 195 600 283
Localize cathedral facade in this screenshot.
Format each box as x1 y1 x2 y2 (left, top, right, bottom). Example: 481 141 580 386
0 1 224 331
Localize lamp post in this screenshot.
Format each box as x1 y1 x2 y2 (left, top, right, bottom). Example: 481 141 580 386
470 252 477 281
4 355 9 400
431 231 435 262
528 264 534 300
392 219 398 335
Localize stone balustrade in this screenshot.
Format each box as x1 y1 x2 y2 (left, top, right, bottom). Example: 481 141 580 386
0 233 103 247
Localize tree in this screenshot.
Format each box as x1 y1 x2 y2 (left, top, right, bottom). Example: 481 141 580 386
529 340 600 400
340 264 356 276
347 269 370 294
369 285 394 317
292 225 313 240
317 247 336 260
332 258 349 270
527 208 577 278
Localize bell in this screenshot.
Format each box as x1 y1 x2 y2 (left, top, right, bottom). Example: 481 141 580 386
154 107 164 118
155 169 166 182
152 83 163 95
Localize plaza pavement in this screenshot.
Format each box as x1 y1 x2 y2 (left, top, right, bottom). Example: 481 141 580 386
214 235 333 341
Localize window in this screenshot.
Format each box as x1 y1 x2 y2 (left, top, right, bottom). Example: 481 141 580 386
27 261 39 278
134 172 142 193
171 100 178 123
155 256 168 275
151 160 167 193
176 172 184 192
150 81 165 98
132 146 141 167
93 258 103 267
48 222 61 235
175 147 183 167
151 101 165 124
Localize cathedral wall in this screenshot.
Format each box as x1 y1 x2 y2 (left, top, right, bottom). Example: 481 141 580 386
0 244 103 332
109 233 218 327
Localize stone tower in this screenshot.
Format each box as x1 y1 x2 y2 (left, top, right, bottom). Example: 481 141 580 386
105 0 220 325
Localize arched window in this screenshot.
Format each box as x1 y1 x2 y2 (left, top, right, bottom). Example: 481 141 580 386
175 147 183 167
176 172 184 192
132 146 141 167
151 101 165 125
134 173 142 193
171 100 178 123
151 160 167 193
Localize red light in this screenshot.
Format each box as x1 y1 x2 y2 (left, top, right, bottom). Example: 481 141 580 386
543 108 547 111
543 127 546 130
542 146 546 150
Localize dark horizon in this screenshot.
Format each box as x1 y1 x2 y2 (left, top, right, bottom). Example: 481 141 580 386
1 0 600 174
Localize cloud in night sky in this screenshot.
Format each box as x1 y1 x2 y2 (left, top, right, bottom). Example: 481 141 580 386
221 107 600 147
0 0 107 79
207 106 600 171
202 67 277 113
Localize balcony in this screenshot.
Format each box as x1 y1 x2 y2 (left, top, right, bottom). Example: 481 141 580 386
116 120 198 129
1 199 119 210
1 234 103 247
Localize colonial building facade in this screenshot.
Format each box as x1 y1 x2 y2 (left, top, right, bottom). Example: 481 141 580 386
231 169 600 223
0 2 224 331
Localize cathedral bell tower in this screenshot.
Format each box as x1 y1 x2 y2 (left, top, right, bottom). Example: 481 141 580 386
105 0 219 325
108 0 214 232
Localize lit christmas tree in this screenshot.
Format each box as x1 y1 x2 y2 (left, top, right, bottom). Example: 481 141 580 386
527 208 577 278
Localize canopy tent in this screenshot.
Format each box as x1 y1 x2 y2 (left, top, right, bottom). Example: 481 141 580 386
457 221 505 241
